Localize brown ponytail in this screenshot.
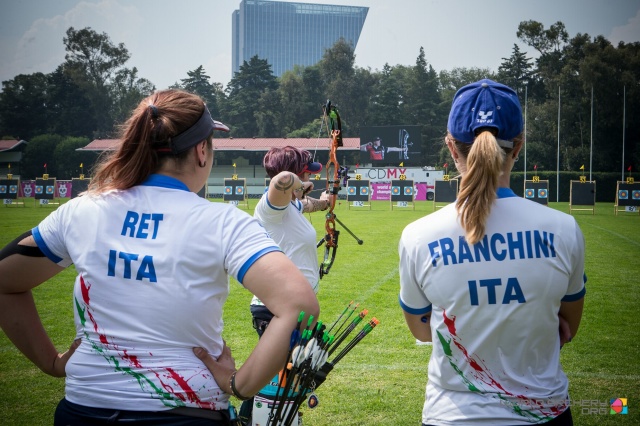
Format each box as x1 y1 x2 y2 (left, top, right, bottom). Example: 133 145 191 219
88 90 204 193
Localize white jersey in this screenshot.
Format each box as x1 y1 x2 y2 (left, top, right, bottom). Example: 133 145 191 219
251 192 319 308
32 174 280 412
399 188 586 425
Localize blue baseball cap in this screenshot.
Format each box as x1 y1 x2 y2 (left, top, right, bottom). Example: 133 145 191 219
447 79 523 148
302 161 322 174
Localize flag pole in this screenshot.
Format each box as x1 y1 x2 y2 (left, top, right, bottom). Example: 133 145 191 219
622 85 626 181
589 85 593 181
524 84 528 182
557 86 561 203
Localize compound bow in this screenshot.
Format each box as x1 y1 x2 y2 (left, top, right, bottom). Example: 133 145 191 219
317 100 363 279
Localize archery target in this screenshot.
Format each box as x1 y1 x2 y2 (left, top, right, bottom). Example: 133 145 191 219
616 182 640 208
391 179 414 203
434 179 458 204
71 178 90 199
223 178 246 202
35 178 56 200
523 180 549 205
0 179 20 200
347 179 370 203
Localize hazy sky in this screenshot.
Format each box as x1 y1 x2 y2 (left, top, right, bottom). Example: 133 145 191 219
1 0 639 90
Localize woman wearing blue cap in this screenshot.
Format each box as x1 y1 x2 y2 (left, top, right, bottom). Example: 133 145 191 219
398 80 585 425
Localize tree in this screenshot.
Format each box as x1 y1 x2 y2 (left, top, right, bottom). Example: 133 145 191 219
63 26 131 134
110 67 155 127
497 44 541 100
21 134 63 179
342 66 377 134
46 65 97 137
180 66 223 118
301 66 326 120
53 136 95 179
319 38 355 84
517 21 569 86
0 73 50 139
318 38 356 114
286 117 323 138
255 89 284 137
278 67 312 134
368 63 400 125
403 47 444 166
517 21 569 55
224 55 279 137
439 67 496 99
316 39 376 135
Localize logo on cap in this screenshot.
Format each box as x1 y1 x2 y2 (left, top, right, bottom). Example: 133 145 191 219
477 110 494 124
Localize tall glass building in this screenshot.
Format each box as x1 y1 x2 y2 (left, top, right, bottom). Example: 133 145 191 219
232 0 368 77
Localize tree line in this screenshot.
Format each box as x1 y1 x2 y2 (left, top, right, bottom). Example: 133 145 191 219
0 22 638 179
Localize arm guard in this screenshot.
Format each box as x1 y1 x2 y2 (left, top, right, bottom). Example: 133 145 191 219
0 230 45 261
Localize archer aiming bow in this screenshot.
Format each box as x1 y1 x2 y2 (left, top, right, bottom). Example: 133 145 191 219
317 100 363 279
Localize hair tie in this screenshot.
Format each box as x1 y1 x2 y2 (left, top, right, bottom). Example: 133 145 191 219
148 105 159 119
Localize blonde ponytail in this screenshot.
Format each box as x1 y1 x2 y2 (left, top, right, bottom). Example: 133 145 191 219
455 130 506 245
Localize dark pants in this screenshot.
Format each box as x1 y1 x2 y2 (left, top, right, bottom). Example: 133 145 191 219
422 407 573 426
55 398 229 426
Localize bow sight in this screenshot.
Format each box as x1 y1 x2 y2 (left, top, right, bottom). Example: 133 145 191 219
329 165 350 193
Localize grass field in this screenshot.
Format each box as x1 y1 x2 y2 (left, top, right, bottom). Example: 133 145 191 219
1 198 639 425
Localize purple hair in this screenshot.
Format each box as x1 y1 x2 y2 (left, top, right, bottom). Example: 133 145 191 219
263 146 313 178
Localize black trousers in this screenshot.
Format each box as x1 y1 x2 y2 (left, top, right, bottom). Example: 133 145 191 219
422 407 573 426
55 398 229 426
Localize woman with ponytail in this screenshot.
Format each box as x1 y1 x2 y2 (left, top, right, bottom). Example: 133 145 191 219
0 89 318 425
398 80 585 425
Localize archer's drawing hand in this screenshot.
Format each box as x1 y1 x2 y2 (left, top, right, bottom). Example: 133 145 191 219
301 181 314 197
